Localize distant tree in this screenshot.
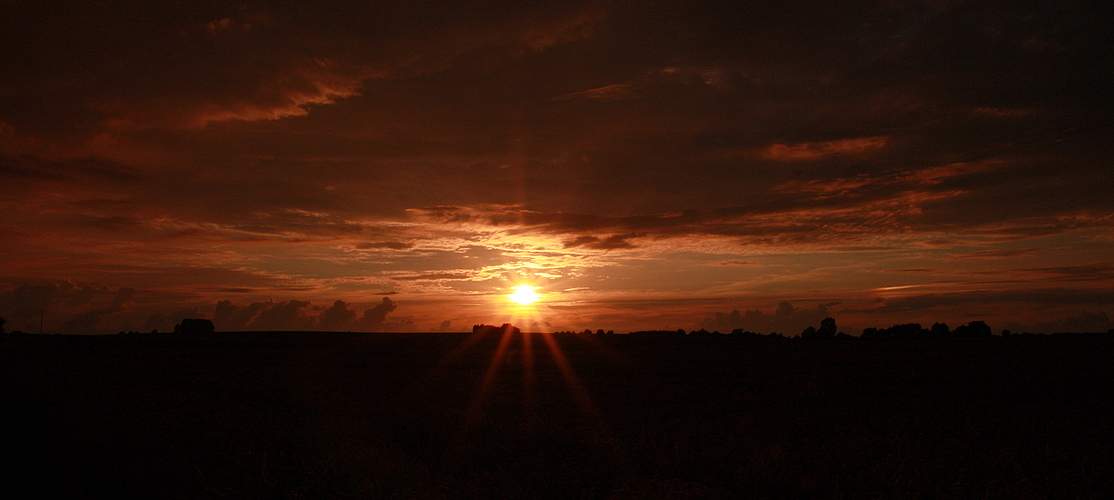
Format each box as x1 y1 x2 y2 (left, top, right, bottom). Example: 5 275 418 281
473 323 521 335
677 328 686 335
596 329 605 335
860 327 889 340
890 323 924 340
730 329 759 338
930 322 951 338
0 316 5 335
175 318 215 334
799 326 817 339
957 320 992 337
817 317 837 338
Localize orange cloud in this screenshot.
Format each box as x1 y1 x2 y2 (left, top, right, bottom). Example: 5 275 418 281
521 9 607 50
762 136 888 161
558 84 639 101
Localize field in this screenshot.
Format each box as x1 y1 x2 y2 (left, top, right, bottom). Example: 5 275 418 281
3 331 1112 499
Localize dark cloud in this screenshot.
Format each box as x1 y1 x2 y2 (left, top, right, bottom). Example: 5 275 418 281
715 260 756 266
1031 263 1114 283
142 307 202 333
355 241 413 250
0 281 140 333
842 288 1114 315
213 300 271 331
358 297 398 332
700 301 836 335
0 154 140 184
210 297 399 332
318 299 357 331
251 300 316 331
563 233 641 250
391 273 473 282
950 248 1043 260
1021 311 1113 334
59 287 137 333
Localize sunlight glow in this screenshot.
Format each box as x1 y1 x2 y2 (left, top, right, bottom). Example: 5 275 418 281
508 285 541 305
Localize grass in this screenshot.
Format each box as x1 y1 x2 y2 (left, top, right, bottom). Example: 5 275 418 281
2 332 1111 498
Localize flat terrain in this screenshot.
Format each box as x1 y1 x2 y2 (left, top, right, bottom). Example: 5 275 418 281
3 332 1112 499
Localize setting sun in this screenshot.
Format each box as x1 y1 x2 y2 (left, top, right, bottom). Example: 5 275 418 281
508 285 542 305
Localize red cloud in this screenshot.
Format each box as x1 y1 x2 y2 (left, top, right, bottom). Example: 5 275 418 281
762 136 888 161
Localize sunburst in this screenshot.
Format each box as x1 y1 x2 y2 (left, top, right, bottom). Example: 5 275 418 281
508 285 541 305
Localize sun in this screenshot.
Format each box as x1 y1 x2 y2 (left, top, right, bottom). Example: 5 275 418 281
508 285 542 305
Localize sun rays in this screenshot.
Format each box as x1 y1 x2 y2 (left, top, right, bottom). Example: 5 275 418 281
443 324 614 460
508 285 542 305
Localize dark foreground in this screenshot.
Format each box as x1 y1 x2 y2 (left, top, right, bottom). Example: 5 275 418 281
3 332 1112 499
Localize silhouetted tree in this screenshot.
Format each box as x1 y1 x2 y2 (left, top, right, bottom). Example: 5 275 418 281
954 320 992 337
930 322 951 338
0 316 5 335
473 323 521 335
890 323 924 340
860 327 885 340
799 326 817 339
817 317 837 338
175 318 215 334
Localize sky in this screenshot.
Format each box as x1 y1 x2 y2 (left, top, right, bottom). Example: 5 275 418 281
2 0 1113 335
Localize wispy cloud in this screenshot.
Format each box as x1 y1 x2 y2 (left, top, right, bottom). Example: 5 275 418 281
762 137 888 161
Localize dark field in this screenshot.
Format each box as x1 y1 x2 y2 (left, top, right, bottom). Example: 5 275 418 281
3 332 1112 499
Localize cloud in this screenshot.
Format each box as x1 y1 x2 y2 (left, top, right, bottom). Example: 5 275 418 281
391 272 474 282
1030 312 1113 334
715 259 756 266
358 297 398 331
246 300 316 331
761 137 888 161
213 300 272 331
843 288 1114 315
1030 262 1114 283
0 281 140 333
355 241 413 250
563 233 641 250
949 248 1042 260
141 307 202 333
318 299 357 331
558 84 640 101
209 297 400 332
59 287 136 333
1 154 140 186
700 301 836 335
